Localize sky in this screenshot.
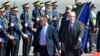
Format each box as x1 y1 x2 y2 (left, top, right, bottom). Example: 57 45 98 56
0 0 99 4
0 0 100 16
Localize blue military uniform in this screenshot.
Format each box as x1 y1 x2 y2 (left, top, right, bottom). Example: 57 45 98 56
32 1 41 21
32 9 41 21
4 10 10 20
8 14 21 40
32 8 41 30
0 16 9 56
52 1 59 19
45 9 52 18
6 7 22 56
20 3 33 56
0 7 9 56
21 12 33 36
2 1 10 20
32 1 41 29
40 2 45 16
51 1 59 31
45 1 52 20
52 9 59 19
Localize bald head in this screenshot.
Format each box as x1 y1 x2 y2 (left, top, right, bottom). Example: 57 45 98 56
68 11 76 21
68 11 76 16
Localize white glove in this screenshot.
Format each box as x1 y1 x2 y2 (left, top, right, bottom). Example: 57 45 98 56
9 35 14 40
25 23 28 27
0 25 1 28
78 38 82 42
36 18 40 21
41 6 45 11
23 34 28 38
54 17 57 20
32 28 37 32
0 38 2 42
46 15 49 19
11 22 14 27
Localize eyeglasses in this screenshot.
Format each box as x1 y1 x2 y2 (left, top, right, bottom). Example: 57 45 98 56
69 16 75 17
39 20 43 22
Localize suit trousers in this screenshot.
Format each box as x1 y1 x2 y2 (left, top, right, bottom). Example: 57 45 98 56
22 36 32 56
65 48 81 56
6 39 20 56
96 31 100 52
39 45 49 56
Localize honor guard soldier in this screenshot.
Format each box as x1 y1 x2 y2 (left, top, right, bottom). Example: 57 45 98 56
40 2 45 16
0 7 9 56
32 1 41 29
45 1 52 21
2 1 11 20
32 1 41 22
20 3 33 56
6 6 22 56
52 1 59 20
51 1 59 30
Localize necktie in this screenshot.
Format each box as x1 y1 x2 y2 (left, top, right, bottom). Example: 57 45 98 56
69 23 73 32
42 27 45 38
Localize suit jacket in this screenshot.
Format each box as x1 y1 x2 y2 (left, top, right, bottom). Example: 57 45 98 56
96 11 100 35
60 19 83 49
32 25 60 56
96 11 100 29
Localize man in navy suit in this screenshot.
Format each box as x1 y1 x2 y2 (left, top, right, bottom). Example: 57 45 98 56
31 15 61 56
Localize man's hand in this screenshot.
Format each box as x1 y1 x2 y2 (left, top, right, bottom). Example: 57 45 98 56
59 42 61 46
97 27 99 31
0 25 2 28
0 38 2 42
56 49 61 56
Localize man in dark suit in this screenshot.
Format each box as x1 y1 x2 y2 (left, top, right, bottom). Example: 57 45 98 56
31 15 61 56
58 6 72 56
60 11 83 56
96 11 100 52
